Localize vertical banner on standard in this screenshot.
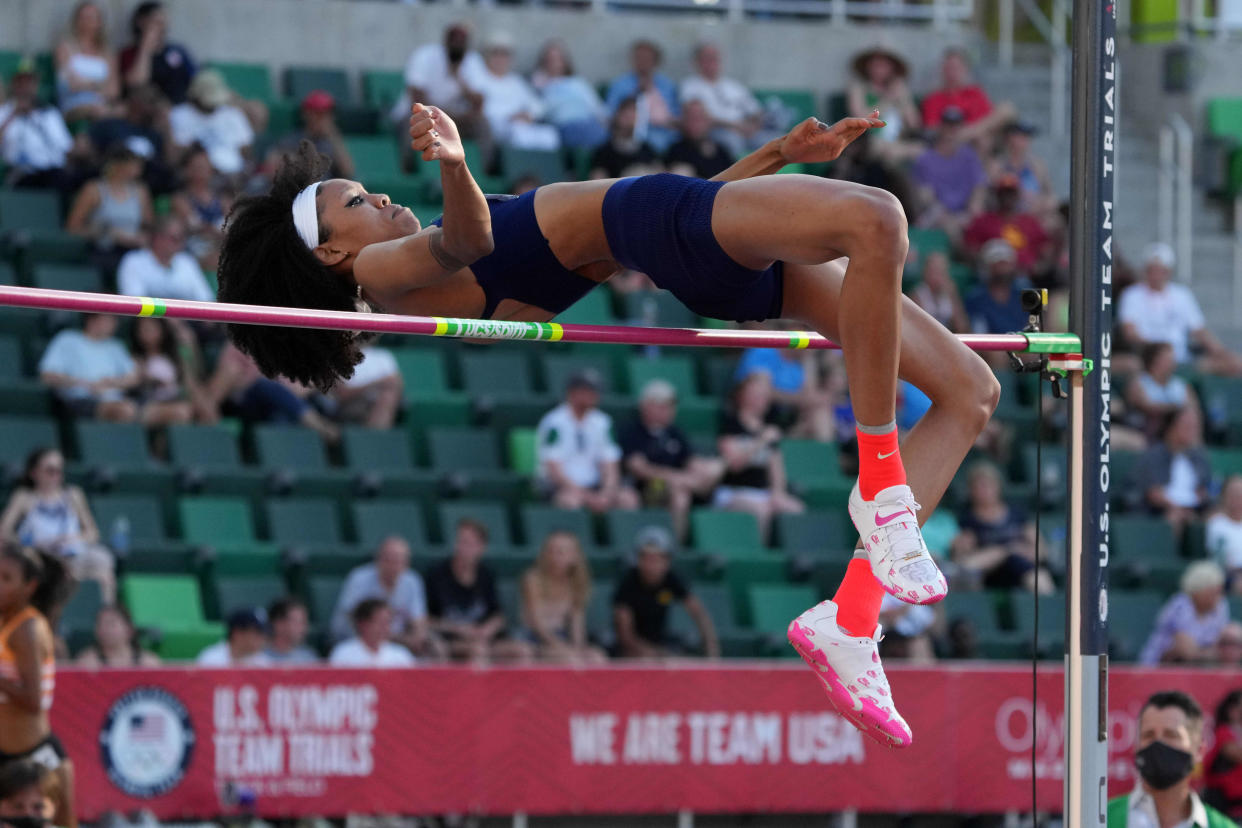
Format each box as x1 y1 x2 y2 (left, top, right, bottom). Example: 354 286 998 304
1067 1 1116 827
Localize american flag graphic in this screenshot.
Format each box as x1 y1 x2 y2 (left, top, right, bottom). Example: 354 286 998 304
129 713 166 742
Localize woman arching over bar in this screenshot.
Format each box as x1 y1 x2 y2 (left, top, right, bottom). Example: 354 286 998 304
217 103 1000 747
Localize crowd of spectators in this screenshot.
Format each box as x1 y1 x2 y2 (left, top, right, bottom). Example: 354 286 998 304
2 2 1241 675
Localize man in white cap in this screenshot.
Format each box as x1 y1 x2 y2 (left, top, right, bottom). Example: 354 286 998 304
536 370 639 512
964 238 1033 365
619 379 725 541
474 31 559 152
1118 242 1242 377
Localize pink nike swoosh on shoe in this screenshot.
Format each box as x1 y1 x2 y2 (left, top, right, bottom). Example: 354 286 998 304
874 510 911 527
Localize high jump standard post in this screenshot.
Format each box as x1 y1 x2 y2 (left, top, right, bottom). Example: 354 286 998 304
1067 2 1116 825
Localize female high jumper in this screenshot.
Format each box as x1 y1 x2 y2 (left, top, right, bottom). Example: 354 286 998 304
217 103 1000 747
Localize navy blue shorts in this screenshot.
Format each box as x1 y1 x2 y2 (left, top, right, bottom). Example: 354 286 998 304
601 174 784 323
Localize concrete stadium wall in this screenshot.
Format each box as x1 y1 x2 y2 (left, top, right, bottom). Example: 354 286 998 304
1 0 980 101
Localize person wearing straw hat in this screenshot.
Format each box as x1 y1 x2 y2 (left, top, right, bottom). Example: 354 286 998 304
846 45 920 151
168 69 253 176
217 101 1004 748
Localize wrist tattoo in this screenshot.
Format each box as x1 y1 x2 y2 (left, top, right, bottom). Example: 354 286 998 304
427 227 467 272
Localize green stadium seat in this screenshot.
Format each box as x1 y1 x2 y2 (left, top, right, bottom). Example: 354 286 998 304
585 578 616 648
391 348 470 428
1111 514 1183 587
0 190 60 232
691 510 763 556
498 146 568 187
210 62 275 102
285 66 352 104
59 580 102 638
363 69 405 112
341 426 414 472
507 427 536 476
30 262 102 293
167 424 264 495
254 425 351 496
266 497 345 548
495 577 523 629
212 575 288 620
622 291 699 329
427 426 503 471
460 352 535 397
436 500 513 548
345 135 403 179
0 337 24 379
774 511 855 557
90 494 167 542
306 575 345 632
121 574 221 657
1013 442 1068 510
748 583 816 650
780 440 852 507
625 354 700 398
700 353 740 397
17 230 92 269
350 500 429 549
603 509 674 551
553 288 615 326
0 263 15 286
520 505 593 547
177 499 262 551
0 416 58 481
1108 591 1165 661
1209 447 1242 480
542 353 618 395
686 582 760 656
1009 591 1067 659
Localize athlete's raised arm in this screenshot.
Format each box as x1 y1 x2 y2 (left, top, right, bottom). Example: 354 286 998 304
710 111 886 183
354 104 493 297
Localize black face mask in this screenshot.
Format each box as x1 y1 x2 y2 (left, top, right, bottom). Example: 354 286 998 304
1135 740 1194 791
1 817 49 828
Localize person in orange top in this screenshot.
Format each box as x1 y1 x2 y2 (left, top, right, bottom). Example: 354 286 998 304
0 545 73 828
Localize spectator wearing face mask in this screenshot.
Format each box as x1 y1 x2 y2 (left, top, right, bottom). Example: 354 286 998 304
1107 690 1238 828
0 761 52 828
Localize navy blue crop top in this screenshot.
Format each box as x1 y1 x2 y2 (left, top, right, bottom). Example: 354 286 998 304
432 191 598 320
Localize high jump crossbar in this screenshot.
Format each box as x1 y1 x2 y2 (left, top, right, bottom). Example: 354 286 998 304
0 286 1083 354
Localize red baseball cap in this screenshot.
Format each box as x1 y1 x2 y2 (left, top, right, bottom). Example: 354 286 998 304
301 90 335 112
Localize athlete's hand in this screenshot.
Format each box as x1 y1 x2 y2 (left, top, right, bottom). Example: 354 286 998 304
778 110 885 165
409 102 464 164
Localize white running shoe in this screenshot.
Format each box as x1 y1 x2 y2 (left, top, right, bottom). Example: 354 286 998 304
787 600 912 748
849 482 948 605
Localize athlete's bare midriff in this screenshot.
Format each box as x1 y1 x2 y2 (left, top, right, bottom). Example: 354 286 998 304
371 179 623 322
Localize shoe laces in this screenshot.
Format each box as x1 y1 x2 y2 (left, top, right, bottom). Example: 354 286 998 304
875 493 925 561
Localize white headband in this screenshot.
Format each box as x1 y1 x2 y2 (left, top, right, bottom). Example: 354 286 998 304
291 183 320 250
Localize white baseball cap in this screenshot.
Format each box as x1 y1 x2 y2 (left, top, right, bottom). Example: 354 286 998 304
1143 241 1176 269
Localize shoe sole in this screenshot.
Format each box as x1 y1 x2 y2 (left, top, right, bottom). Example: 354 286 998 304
786 619 912 749
871 565 949 607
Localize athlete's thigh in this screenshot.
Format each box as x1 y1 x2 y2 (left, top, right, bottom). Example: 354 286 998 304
710 175 888 270
781 261 988 404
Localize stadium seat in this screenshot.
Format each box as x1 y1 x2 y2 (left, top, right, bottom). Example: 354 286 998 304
1107 591 1165 661
59 579 102 639
1206 97 1242 196
753 88 817 123
341 426 414 472
1209 447 1242 480
1009 591 1067 659
167 423 264 495
266 497 345 547
306 575 345 628
0 416 58 481
254 425 351 495
285 66 352 104
748 584 817 651
1111 514 1183 587
345 135 403 179
585 578 617 647
212 575 288 620
436 500 513 548
0 337 23 380
121 574 222 659
780 440 852 507
624 354 699 398
350 500 430 549
691 510 763 556
1013 442 1068 510
498 146 568 187
362 69 405 112
460 351 536 397
210 61 275 102
391 348 470 428
177 496 276 562
88 493 191 570
495 577 524 629
520 505 594 547
507 427 536 476
621 291 699 329
427 426 503 471
542 353 618 395
30 262 102 294
941 590 1025 659
774 511 855 557
73 423 175 495
553 288 615 327
0 189 60 232
603 509 675 551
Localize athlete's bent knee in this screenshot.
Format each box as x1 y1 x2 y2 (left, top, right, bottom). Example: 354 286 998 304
842 189 908 258
965 358 1002 432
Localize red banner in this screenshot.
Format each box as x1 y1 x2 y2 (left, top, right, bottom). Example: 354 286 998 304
52 664 1239 819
